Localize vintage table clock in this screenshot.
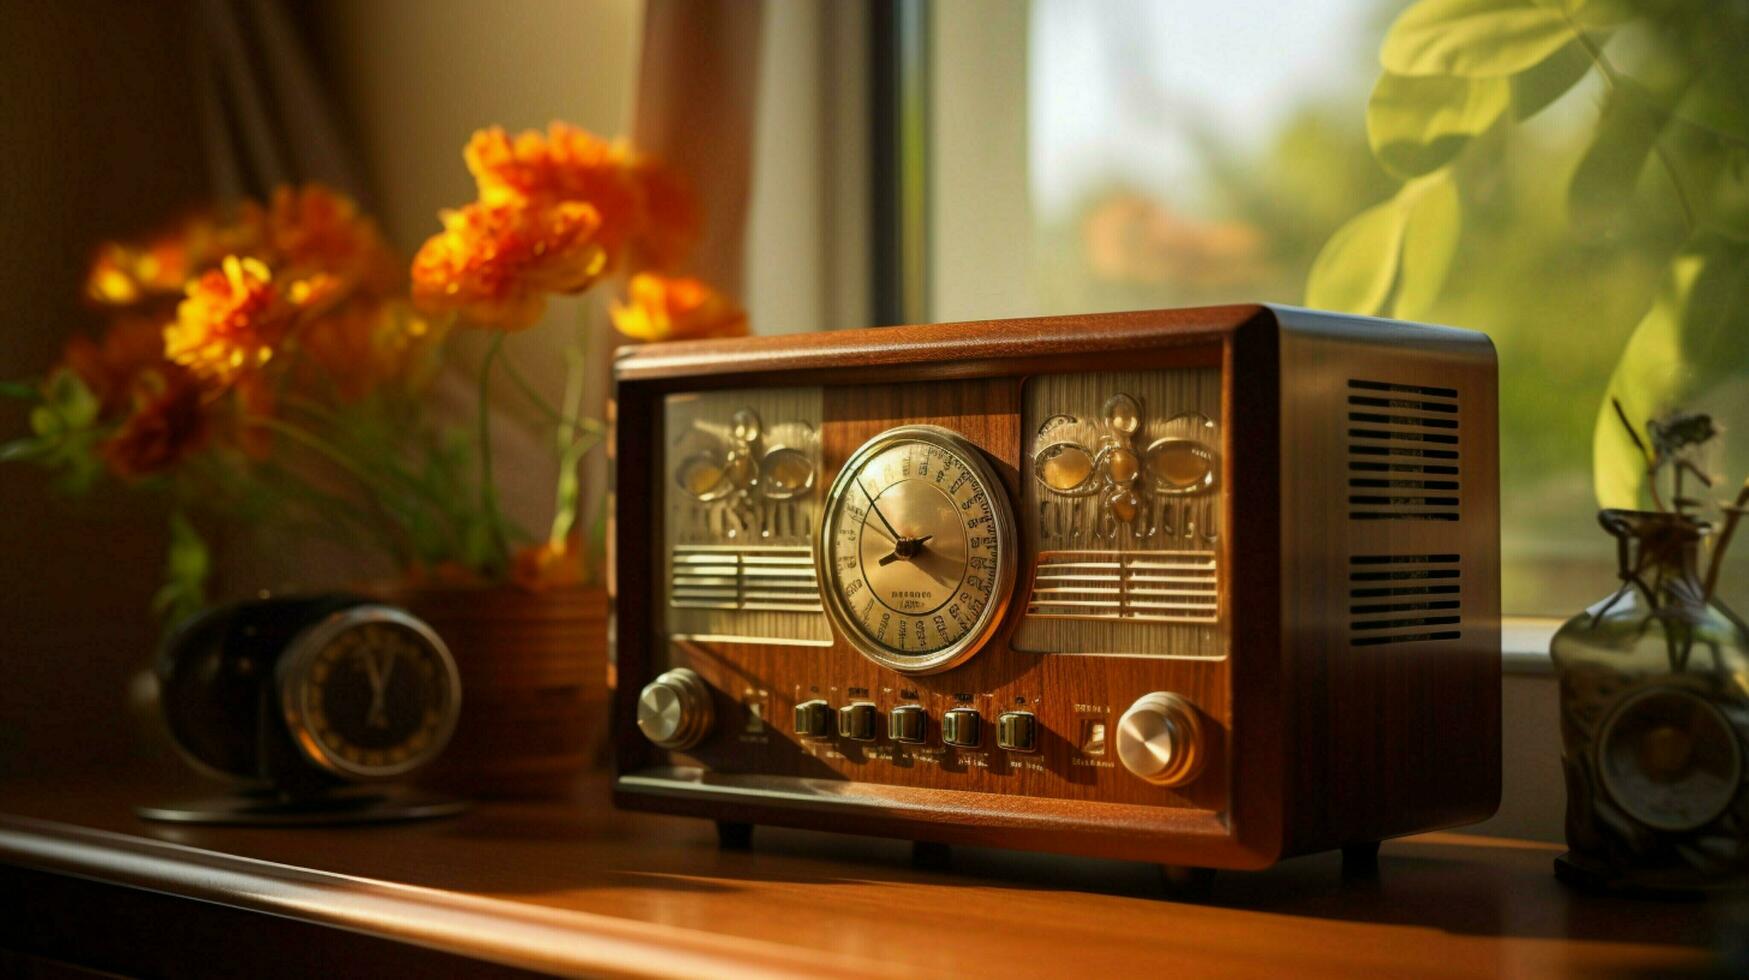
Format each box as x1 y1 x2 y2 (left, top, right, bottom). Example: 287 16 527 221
142 594 465 825
611 304 1501 875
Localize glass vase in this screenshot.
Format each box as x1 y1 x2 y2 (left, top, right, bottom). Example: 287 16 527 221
1551 509 1749 893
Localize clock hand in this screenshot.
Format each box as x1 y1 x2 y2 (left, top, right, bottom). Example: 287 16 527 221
365 649 392 729
858 481 903 543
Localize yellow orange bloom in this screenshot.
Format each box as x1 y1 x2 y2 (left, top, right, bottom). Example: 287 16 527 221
610 273 748 343
101 365 213 479
462 122 697 273
295 300 449 401
84 208 267 307
165 256 334 384
410 200 607 331
267 184 401 297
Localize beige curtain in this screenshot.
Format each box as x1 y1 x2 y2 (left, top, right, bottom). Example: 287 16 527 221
631 0 766 295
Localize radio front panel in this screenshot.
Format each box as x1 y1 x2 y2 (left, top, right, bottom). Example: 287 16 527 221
641 354 1235 818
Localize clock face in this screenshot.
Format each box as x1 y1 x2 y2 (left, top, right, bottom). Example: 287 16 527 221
280 608 460 780
1598 686 1743 833
817 425 1017 674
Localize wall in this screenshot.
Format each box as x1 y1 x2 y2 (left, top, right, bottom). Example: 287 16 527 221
0 2 214 778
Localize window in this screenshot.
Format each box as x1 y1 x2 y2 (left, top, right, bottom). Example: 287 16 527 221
917 0 1749 618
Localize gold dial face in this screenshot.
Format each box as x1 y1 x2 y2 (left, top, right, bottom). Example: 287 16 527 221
817 426 1017 674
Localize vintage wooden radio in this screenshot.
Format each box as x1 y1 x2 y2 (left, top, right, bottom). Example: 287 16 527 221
610 304 1500 875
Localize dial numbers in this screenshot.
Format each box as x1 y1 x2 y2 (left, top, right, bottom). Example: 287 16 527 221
279 608 461 781
818 426 1017 674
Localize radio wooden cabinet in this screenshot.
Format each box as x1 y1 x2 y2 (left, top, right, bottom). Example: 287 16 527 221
610 304 1500 871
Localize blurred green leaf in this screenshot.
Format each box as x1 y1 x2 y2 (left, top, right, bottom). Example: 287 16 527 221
1707 148 1749 240
1594 240 1749 507
152 511 211 626
1568 84 1666 237
30 369 98 438
1394 172 1464 319
1563 0 1634 29
1509 41 1593 119
1674 74 1749 147
1368 73 1510 178
0 380 40 402
0 438 47 462
1382 0 1574 78
1660 120 1749 241
1308 175 1461 318
1307 196 1410 315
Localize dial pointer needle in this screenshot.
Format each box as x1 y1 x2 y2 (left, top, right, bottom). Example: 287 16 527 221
858 480 903 543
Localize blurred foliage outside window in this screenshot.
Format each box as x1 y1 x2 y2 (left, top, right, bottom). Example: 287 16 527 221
1026 0 1749 615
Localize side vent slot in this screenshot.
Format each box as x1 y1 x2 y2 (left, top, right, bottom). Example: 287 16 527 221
1349 554 1462 647
1347 379 1460 522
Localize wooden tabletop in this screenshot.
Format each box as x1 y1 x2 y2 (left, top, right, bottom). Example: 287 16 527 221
0 770 1729 978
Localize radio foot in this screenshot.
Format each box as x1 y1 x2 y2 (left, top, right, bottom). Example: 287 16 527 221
912 840 953 870
1159 864 1215 900
716 820 754 851
1341 841 1381 878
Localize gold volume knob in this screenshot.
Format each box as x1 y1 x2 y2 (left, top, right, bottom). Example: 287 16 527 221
636 668 715 750
1116 692 1204 787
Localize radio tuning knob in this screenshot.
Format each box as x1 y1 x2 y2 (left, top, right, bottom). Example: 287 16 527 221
1115 692 1205 787
636 668 715 750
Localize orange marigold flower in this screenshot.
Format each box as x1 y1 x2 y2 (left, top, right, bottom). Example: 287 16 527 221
165 256 334 384
101 366 212 479
295 300 449 401
84 208 267 307
610 273 748 343
410 199 607 331
625 155 701 273
60 315 173 419
267 184 401 298
463 122 698 273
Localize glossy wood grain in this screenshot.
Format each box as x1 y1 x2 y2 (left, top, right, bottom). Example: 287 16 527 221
0 772 1721 979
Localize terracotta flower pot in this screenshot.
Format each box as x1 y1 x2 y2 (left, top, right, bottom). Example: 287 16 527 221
373 582 609 798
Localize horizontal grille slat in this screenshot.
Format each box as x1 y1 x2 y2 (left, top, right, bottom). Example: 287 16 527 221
1348 554 1462 648
1347 379 1462 522
1026 550 1219 624
671 545 823 613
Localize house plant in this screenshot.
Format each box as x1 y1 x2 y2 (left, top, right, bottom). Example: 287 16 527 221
3 121 748 795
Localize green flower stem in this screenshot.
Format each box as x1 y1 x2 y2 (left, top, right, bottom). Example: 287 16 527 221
548 343 590 548
280 393 471 528
244 416 416 562
499 346 606 438
478 334 510 571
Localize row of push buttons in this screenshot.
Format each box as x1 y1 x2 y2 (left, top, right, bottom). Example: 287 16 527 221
793 700 1038 752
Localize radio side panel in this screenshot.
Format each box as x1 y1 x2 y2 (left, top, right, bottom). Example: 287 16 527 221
1274 307 1502 856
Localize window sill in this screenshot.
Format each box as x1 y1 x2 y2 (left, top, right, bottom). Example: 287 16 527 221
1502 617 1558 676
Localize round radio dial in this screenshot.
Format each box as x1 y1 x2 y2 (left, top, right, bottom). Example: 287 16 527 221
637 668 715 750
1116 692 1205 787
